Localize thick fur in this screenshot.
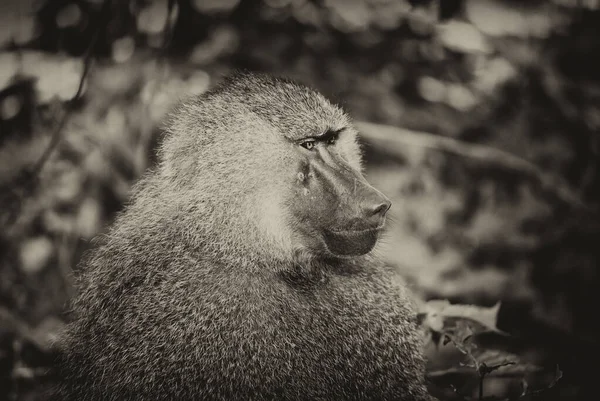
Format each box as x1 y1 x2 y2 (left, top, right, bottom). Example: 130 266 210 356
51 73 434 401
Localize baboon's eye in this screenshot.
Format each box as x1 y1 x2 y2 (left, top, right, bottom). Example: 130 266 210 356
327 133 339 145
300 140 316 150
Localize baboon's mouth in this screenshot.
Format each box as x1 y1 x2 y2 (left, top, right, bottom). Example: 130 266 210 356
322 228 380 257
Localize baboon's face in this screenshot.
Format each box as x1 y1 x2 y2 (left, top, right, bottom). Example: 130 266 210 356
163 76 391 259
285 127 391 258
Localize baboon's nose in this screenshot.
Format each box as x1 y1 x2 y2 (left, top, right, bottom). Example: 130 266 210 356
361 192 391 226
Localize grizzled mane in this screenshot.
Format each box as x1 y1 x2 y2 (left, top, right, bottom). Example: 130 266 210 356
51 72 434 401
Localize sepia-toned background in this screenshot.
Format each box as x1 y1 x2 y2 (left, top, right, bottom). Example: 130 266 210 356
1 0 599 400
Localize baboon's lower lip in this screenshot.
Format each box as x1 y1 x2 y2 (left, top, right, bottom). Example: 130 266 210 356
322 228 380 256
328 225 384 235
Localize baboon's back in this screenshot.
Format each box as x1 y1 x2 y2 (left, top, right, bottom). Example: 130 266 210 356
52 225 431 400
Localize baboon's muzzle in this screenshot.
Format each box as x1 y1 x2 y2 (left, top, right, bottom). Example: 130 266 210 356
296 148 391 257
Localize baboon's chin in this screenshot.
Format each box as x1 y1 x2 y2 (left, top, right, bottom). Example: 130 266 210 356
322 228 379 257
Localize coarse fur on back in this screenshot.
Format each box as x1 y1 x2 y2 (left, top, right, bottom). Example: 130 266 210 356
51 72 435 401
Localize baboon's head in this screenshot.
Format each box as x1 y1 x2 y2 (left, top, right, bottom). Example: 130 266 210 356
160 73 391 262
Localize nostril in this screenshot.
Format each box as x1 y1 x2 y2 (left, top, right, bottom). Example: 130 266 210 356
368 200 392 217
372 201 392 215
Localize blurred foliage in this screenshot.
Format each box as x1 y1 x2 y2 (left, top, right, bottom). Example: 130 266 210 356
0 0 599 400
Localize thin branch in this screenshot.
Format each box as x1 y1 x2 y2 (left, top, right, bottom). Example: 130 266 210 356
134 0 179 175
427 364 545 379
162 0 178 53
356 121 597 213
29 0 111 177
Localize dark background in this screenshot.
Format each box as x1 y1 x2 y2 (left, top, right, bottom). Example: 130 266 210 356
0 0 599 400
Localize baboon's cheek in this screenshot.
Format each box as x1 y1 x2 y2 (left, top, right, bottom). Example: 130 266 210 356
290 187 331 228
290 169 332 246
292 170 335 225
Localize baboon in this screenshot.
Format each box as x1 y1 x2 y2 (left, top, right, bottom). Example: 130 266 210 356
51 72 435 401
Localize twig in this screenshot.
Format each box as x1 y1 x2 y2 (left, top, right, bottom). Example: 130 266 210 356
427 365 544 379
478 374 484 400
356 121 596 213
135 0 179 174
28 0 111 177
163 0 178 53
